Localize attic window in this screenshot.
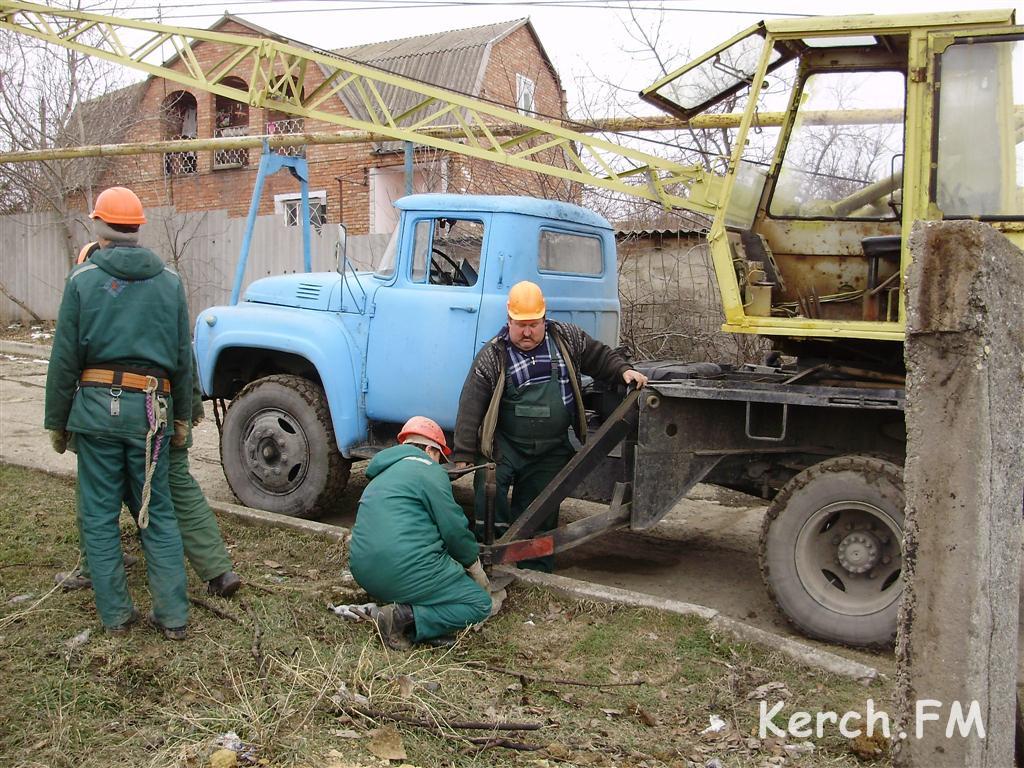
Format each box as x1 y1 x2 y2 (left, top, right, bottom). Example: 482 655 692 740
516 74 536 115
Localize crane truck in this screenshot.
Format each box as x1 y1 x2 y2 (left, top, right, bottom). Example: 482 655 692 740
1 2 1021 646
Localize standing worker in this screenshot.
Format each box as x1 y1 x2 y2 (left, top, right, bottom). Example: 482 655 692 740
44 186 193 639
453 280 648 571
349 417 491 650
54 246 242 600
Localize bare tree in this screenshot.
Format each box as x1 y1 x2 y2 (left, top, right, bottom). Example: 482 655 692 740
0 0 145 266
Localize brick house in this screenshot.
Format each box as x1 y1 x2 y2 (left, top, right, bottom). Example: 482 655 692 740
90 15 571 236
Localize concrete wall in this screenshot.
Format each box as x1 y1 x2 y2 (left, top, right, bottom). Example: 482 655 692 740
0 207 389 326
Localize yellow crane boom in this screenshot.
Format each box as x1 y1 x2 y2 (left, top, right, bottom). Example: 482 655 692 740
0 0 722 214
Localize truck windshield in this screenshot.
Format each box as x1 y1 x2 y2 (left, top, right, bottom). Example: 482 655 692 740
373 225 401 278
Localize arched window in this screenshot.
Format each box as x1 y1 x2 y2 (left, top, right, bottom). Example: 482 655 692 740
161 90 198 175
214 77 250 169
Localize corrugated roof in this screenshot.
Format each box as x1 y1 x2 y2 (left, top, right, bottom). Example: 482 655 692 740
330 19 528 151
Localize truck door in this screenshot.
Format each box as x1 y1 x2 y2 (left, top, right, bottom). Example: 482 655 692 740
364 214 488 429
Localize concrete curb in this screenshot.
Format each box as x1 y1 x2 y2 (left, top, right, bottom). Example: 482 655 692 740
0 339 51 359
495 566 881 686
209 498 348 543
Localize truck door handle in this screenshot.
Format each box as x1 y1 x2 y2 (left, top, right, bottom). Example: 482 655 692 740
450 305 478 313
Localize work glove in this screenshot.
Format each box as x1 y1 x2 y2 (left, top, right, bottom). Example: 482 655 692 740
170 419 189 448
466 558 490 591
328 602 378 622
49 429 68 455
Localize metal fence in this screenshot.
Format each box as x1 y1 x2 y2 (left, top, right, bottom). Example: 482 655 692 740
0 207 391 326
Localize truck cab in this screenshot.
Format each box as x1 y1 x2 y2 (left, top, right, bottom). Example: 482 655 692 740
193 194 618 518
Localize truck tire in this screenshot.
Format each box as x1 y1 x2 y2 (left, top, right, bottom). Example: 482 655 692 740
221 374 350 519
759 455 904 647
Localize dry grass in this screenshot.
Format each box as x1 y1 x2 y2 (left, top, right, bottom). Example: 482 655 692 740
0 464 893 767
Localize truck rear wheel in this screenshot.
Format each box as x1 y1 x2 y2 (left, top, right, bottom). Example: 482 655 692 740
221 374 350 519
759 455 904 647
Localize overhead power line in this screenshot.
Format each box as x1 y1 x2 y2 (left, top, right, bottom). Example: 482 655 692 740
89 0 811 20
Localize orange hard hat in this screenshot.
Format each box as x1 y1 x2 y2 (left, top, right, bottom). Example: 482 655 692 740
398 415 451 459
90 186 146 225
507 280 545 321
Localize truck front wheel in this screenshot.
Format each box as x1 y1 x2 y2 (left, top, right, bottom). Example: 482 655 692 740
759 455 904 647
221 374 350 518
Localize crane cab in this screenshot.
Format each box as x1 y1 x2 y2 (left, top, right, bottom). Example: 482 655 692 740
642 10 1024 361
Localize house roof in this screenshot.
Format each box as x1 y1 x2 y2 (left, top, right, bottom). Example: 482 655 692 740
330 19 555 145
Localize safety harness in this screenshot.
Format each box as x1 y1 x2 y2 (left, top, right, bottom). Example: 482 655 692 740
78 366 170 528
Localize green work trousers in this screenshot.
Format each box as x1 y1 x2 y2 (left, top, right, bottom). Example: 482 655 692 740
475 368 575 572
78 446 232 582
410 572 492 642
474 436 573 572
76 434 188 629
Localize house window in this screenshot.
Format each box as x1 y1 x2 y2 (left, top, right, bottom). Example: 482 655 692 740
516 73 535 115
274 191 327 232
213 78 250 169
161 90 198 175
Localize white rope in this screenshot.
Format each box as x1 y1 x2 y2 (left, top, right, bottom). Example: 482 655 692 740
137 377 168 529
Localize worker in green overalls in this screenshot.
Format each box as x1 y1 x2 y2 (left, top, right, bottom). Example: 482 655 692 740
44 186 193 639
453 281 648 571
54 243 241 600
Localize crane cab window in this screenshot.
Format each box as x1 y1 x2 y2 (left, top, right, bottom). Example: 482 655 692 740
769 70 906 220
933 35 1024 219
410 218 483 287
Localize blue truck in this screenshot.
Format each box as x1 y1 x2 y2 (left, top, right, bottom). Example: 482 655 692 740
194 188 908 649
194 193 620 516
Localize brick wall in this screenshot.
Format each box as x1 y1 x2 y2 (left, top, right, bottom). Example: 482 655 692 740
88 19 573 235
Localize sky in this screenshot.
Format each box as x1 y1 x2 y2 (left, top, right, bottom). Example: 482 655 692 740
97 0 1023 116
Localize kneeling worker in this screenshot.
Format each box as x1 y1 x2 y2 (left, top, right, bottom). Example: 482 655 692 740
349 417 491 649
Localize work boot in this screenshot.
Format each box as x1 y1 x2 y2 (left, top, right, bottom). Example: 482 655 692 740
54 554 140 591
207 571 242 598
374 603 415 650
147 612 187 641
106 607 141 636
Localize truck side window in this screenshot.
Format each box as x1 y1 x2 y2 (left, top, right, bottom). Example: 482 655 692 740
411 217 483 287
768 70 906 220
933 36 1023 219
538 230 603 275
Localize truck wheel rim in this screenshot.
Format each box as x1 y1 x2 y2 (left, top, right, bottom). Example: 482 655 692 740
239 407 311 495
794 500 902 616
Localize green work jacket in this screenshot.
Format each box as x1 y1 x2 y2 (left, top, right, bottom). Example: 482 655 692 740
43 244 193 438
350 445 479 599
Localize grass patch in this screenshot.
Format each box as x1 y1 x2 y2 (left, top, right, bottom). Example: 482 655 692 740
0 464 893 766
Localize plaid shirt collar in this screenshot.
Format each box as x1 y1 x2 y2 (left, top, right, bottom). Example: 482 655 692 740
500 323 574 408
